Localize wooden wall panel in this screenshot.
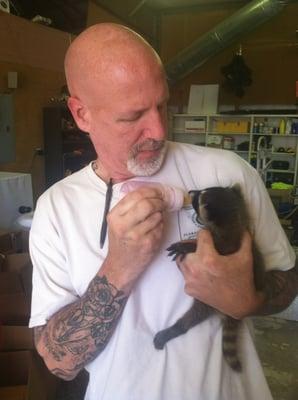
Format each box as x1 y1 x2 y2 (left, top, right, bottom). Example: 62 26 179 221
0 4 126 200
161 4 298 108
0 12 69 200
0 11 71 71
0 62 65 200
161 6 237 62
86 1 155 44
0 3 129 200
87 1 124 26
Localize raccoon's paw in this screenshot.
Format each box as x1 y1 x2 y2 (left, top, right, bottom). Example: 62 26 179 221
153 332 167 350
166 241 197 261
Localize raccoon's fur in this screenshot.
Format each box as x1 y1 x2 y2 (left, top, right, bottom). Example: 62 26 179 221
153 186 265 372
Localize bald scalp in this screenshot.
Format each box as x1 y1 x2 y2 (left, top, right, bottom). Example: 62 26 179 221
65 23 163 104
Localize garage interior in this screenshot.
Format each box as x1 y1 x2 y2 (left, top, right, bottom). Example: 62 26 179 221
0 1 297 399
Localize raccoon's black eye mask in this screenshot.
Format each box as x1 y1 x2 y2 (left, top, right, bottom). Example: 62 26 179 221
188 190 201 211
188 190 206 227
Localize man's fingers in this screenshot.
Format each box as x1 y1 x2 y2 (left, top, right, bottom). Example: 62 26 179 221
115 187 164 215
125 211 164 239
110 198 164 230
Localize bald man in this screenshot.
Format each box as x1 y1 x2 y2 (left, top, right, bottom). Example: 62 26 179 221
29 23 297 400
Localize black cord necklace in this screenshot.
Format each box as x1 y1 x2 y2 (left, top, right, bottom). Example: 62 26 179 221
100 177 113 248
92 161 113 249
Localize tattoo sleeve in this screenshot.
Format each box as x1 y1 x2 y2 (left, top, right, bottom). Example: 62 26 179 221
34 326 45 347
35 275 127 380
256 262 298 316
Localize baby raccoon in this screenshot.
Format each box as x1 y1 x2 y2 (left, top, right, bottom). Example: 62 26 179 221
154 186 265 372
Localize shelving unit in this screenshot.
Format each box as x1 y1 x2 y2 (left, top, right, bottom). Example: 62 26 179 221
43 106 97 188
170 113 298 186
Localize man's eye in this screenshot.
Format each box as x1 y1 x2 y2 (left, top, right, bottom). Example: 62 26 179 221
124 115 141 122
119 113 141 123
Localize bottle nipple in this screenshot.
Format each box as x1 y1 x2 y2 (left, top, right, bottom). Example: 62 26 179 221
120 181 187 212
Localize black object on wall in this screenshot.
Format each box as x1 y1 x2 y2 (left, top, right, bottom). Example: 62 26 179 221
43 106 96 189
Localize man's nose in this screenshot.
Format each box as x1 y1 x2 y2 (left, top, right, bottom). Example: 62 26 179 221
143 108 167 140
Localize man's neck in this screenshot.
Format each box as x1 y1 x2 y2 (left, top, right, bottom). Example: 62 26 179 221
92 160 134 184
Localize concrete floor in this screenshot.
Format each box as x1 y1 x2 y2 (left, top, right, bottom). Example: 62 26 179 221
253 316 298 400
56 316 298 400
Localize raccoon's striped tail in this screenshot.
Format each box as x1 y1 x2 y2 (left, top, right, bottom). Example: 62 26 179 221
222 317 242 372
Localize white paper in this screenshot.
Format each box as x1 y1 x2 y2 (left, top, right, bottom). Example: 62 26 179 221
187 84 219 115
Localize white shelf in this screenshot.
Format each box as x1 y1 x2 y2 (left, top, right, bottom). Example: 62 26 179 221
173 113 298 118
208 132 250 136
271 152 296 156
173 129 205 134
267 169 295 174
251 151 296 156
170 112 298 186
253 133 298 137
172 114 209 117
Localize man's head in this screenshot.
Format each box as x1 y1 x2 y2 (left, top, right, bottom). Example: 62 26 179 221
65 23 169 182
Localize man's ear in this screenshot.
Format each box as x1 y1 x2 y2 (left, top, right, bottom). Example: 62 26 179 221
67 96 91 132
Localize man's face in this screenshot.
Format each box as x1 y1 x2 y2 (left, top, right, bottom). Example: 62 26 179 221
87 63 169 180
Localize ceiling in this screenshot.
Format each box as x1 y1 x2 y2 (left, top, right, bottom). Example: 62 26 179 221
147 0 247 10
9 0 250 34
9 0 88 34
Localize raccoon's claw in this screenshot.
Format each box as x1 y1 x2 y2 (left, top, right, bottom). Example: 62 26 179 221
153 332 166 350
167 241 197 261
167 248 184 261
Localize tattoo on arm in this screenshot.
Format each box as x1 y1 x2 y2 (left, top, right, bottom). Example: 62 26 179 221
34 326 45 347
257 263 298 315
38 275 127 378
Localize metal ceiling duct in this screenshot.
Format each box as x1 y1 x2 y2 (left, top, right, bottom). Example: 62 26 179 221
165 0 295 83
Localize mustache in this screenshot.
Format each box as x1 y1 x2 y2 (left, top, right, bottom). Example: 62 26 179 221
133 139 166 154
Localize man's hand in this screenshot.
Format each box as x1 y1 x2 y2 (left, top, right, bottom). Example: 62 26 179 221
177 229 264 319
101 186 165 293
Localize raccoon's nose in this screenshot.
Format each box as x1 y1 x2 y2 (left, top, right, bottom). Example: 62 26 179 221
189 190 202 205
188 190 201 199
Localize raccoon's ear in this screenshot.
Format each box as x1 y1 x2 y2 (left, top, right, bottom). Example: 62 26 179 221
231 184 242 196
188 190 201 211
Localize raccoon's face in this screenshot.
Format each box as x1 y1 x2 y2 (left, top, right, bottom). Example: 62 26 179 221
189 186 243 228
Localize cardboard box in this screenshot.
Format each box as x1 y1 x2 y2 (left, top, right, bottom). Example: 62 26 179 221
0 293 30 325
0 253 33 306
0 230 23 254
184 120 206 133
21 231 30 252
267 188 293 216
0 253 5 271
215 120 249 134
0 385 27 400
207 134 223 148
0 272 23 295
0 326 34 351
0 351 30 387
267 188 292 204
20 263 33 307
0 350 58 400
1 253 31 273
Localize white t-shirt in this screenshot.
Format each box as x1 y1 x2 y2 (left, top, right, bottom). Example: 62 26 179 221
29 142 295 400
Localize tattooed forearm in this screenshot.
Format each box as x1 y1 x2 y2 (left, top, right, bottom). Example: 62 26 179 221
256 263 298 316
34 326 45 347
36 275 128 379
